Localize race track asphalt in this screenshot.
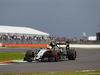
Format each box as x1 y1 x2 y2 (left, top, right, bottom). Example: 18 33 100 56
0 48 100 74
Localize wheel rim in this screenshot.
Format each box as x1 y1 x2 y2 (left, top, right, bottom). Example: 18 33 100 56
73 50 76 60
56 51 59 61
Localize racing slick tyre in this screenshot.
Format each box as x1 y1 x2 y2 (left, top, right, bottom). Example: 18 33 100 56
52 50 60 62
27 57 34 62
67 49 76 60
24 50 34 62
25 50 34 57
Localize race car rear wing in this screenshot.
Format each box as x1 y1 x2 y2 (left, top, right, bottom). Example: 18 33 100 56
56 41 70 50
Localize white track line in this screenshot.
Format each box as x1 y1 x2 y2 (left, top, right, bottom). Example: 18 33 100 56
16 61 38 63
0 63 11 65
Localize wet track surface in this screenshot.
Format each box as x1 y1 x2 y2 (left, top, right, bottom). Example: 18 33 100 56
0 48 100 73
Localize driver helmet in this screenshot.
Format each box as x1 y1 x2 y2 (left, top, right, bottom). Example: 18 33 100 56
47 46 52 49
50 42 55 48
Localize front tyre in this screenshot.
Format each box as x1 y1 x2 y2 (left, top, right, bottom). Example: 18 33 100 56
25 50 34 57
24 50 34 62
67 49 76 60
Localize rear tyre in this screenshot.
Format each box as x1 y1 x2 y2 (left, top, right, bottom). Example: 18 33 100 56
67 49 76 60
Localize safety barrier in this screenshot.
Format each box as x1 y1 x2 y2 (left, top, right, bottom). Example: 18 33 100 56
58 44 100 48
4 44 49 47
2 44 100 48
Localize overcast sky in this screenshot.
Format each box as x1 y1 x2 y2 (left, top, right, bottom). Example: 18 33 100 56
0 0 100 39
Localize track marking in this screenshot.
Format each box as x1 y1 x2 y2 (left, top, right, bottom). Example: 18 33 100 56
82 70 95 72
0 63 11 65
0 61 38 65
16 61 38 63
86 73 100 74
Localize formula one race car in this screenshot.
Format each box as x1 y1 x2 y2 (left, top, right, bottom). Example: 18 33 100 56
24 41 76 62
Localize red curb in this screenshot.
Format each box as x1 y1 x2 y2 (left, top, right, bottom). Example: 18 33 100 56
4 44 49 47
0 61 15 63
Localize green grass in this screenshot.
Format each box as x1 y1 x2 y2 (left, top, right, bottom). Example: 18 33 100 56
0 52 25 61
0 70 100 75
